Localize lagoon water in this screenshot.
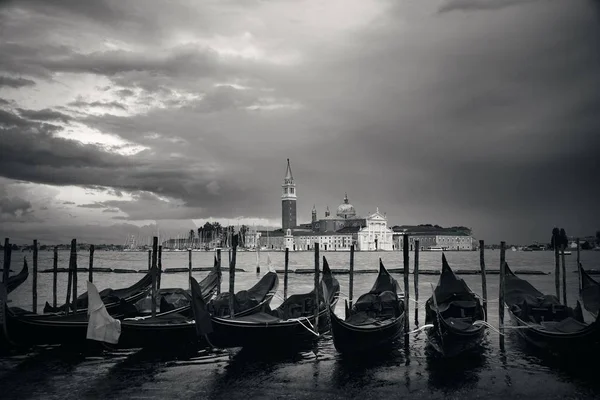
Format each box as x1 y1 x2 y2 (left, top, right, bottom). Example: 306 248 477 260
1 249 600 399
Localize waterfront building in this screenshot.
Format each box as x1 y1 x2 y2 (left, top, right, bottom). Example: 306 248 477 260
256 160 471 252
254 159 396 251
356 209 394 251
392 225 474 251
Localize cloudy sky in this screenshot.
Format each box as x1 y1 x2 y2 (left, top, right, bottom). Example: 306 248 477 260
0 0 598 245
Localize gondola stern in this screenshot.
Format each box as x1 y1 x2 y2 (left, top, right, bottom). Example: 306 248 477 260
503 262 515 276
441 253 453 275
379 258 389 276
322 256 331 276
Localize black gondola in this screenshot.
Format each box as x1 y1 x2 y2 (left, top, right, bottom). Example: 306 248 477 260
43 271 153 315
1 267 218 348
580 265 600 319
114 268 279 349
328 259 405 354
6 258 29 294
424 254 486 357
504 262 600 352
196 256 340 350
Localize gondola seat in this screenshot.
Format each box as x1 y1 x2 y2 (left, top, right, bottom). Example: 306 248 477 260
446 317 475 330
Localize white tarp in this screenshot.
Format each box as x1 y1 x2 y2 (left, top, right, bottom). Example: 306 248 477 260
86 281 121 344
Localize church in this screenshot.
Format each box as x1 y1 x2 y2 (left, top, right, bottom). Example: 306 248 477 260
255 159 394 251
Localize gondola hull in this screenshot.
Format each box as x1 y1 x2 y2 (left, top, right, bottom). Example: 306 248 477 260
507 309 600 353
207 306 333 350
6 261 29 294
43 273 153 316
4 308 97 347
329 305 404 354
1 273 219 349
425 313 486 357
424 255 486 357
115 288 277 349
113 272 278 349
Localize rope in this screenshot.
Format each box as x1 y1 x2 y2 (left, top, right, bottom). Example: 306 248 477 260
287 317 320 337
406 324 434 334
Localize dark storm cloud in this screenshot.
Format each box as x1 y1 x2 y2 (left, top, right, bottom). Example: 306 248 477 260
68 99 127 111
77 202 107 209
0 76 35 88
116 88 135 98
44 47 220 78
17 108 71 123
1 0 599 243
438 0 542 13
62 201 76 205
0 108 272 219
0 196 33 216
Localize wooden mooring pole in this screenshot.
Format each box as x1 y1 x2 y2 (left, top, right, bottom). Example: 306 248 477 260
414 240 419 325
89 245 94 283
403 235 410 333
157 245 163 290
72 239 78 314
32 240 38 313
3 238 11 283
151 237 158 317
229 235 237 318
188 248 192 290
72 239 78 313
554 233 560 299
314 243 320 333
499 241 506 335
216 249 222 295
349 244 354 308
284 247 289 301
52 246 58 308
65 239 76 315
561 244 567 306
147 250 151 271
479 240 488 321
577 238 582 291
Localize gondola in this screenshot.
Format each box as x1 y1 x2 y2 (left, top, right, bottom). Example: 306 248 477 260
328 259 405 354
6 258 29 294
114 268 279 349
1 267 218 348
195 256 340 350
579 264 600 319
504 262 600 352
424 254 486 357
43 271 153 315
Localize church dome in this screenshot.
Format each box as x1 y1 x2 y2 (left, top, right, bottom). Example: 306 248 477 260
337 193 356 218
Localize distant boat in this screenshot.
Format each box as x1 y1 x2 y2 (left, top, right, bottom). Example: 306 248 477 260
561 251 572 256
511 246 517 252
428 247 444 252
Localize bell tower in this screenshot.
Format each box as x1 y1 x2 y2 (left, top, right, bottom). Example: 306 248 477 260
281 159 297 231
312 204 317 224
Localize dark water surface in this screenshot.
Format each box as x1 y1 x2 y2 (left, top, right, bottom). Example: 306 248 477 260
1 250 600 399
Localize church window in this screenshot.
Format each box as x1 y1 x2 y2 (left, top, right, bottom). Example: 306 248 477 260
284 188 288 194
290 188 294 194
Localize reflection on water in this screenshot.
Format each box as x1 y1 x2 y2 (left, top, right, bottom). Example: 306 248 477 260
426 347 486 392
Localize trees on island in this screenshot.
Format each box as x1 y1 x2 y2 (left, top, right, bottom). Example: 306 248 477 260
192 222 250 248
